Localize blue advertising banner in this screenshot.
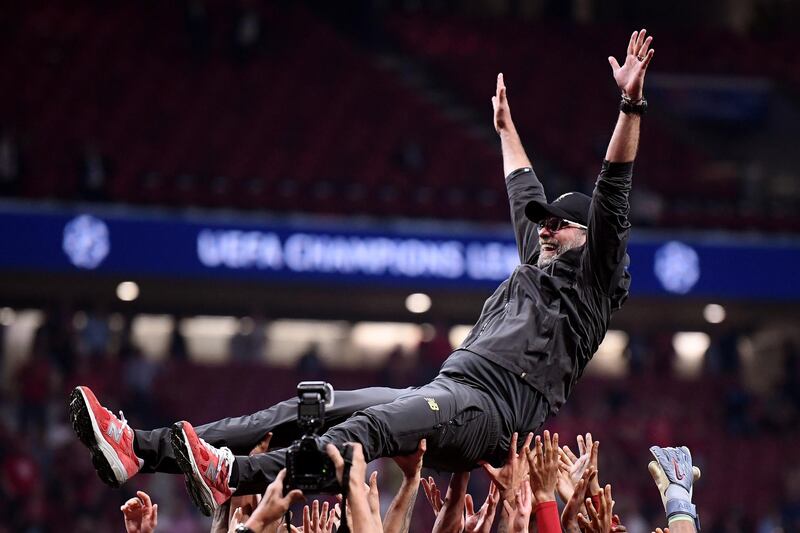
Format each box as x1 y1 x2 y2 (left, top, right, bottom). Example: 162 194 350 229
1 204 798 299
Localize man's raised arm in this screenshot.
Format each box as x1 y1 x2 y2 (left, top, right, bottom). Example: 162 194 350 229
583 29 654 295
493 73 546 265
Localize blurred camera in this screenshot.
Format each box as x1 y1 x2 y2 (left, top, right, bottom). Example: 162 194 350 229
285 381 342 493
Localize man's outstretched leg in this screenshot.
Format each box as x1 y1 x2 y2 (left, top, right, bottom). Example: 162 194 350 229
69 384 407 488
173 375 502 514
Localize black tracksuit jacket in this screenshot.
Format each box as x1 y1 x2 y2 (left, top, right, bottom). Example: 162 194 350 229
456 160 633 414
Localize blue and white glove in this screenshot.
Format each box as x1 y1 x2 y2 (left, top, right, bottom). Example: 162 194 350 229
648 446 702 531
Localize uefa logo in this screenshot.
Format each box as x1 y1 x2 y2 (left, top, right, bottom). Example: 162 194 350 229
63 214 110 269
654 241 700 295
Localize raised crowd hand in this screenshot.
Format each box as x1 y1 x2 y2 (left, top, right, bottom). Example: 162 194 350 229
528 430 559 503
392 439 426 479
421 476 444 515
229 506 248 532
512 480 533 533
557 444 590 502
465 482 500 533
561 467 596 533
480 432 533 506
303 500 334 533
577 434 601 495
120 490 158 533
577 484 615 533
431 472 469 533
607 28 655 101
248 468 305 531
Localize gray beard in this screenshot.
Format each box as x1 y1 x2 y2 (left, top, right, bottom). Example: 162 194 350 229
537 253 556 268
537 235 585 268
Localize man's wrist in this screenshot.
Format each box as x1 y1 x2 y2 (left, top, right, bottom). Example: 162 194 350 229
620 94 647 115
405 472 422 485
498 126 520 141
349 479 367 497
533 489 556 504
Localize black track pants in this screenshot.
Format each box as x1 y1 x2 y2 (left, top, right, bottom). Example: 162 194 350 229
134 376 503 495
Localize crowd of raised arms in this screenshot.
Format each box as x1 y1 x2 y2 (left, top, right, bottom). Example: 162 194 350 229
118 431 701 533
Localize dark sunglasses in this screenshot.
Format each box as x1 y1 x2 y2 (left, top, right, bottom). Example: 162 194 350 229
540 216 587 233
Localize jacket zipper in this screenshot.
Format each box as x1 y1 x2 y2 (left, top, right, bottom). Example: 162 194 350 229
473 268 517 341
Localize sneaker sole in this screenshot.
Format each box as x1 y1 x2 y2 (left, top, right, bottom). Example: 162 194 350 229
68 387 125 488
171 422 215 516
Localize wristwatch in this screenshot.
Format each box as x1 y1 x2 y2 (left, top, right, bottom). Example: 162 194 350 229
620 94 648 115
235 525 255 533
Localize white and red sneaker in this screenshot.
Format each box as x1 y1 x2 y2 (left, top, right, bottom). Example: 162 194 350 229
68 386 144 487
170 421 234 516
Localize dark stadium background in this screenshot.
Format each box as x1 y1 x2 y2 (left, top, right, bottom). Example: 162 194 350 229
1 1 799 532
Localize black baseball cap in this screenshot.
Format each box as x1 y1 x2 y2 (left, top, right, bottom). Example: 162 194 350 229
525 192 591 226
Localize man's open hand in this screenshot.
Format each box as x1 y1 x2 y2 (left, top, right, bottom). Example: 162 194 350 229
492 73 515 135
608 29 655 101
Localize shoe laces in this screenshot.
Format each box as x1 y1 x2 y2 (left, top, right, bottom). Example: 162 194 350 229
199 437 233 484
103 406 130 433
117 410 130 433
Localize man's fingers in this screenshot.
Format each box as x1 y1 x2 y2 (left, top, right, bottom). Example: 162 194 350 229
326 444 344 470
576 434 586 455
465 493 475 516
563 445 579 463
321 501 329 522
523 432 534 453
575 454 590 470
535 435 544 466
586 497 600 522
627 31 637 56
558 447 573 465
642 48 655 69
608 56 621 74
151 503 158 525
503 500 514 515
303 505 312 531
421 477 432 497
418 438 427 455
276 468 288 484
480 461 502 486
122 497 141 509
286 489 305 505
635 29 647 54
603 484 613 514
639 36 653 58
137 491 152 508
508 432 519 461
